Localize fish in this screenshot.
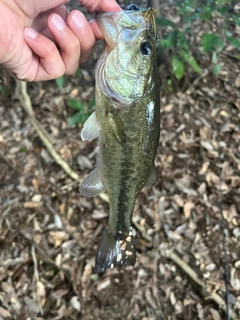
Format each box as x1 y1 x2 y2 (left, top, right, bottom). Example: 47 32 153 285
79 4 160 273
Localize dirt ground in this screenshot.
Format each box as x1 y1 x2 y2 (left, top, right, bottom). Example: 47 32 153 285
0 1 240 320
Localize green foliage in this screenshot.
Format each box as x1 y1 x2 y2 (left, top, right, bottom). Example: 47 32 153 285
172 55 184 80
0 84 10 96
156 0 239 81
167 79 173 92
180 50 201 74
75 68 82 78
67 98 95 126
201 34 224 52
55 76 65 90
155 18 176 28
227 36 240 50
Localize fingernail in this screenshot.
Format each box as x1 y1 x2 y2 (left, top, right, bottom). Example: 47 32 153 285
72 11 86 29
25 27 37 39
51 14 65 31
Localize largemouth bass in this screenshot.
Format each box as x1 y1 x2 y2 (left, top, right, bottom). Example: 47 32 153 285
80 5 160 273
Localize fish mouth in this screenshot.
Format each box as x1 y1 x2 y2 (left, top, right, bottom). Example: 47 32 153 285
96 7 157 49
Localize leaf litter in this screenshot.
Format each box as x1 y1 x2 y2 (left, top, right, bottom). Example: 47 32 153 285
0 0 240 319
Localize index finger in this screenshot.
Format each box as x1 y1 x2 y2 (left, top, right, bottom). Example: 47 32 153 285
79 0 121 13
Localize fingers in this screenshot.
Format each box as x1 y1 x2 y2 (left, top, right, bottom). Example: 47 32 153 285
24 10 97 81
24 27 66 81
23 1 121 81
65 10 96 64
89 19 104 40
47 13 82 74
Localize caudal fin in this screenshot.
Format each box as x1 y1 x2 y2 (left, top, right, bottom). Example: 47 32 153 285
95 227 136 273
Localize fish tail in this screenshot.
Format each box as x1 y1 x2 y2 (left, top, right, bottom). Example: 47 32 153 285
95 226 136 273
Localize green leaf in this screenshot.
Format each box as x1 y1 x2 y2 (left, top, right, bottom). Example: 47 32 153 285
88 97 95 110
20 146 28 152
55 76 65 89
67 99 86 111
167 79 173 92
68 112 89 126
180 51 202 73
160 30 181 49
177 31 189 50
217 5 229 14
184 13 200 22
156 18 176 28
213 63 221 77
171 55 185 79
212 51 218 64
0 85 10 96
200 7 212 21
201 33 224 52
231 14 240 27
76 68 82 77
227 36 240 49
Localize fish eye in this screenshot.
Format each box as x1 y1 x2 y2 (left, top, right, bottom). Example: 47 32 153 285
140 41 152 56
126 4 140 11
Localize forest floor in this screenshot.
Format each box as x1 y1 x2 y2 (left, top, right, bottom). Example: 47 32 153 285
0 1 240 319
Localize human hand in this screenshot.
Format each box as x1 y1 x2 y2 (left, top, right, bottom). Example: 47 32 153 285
0 0 121 81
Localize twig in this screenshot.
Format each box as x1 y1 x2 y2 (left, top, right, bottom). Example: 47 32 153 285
17 80 109 203
186 69 209 95
217 121 230 320
17 80 80 182
160 248 238 320
132 218 152 242
31 244 43 314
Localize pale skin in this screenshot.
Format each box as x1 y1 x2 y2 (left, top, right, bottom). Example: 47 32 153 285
0 0 121 81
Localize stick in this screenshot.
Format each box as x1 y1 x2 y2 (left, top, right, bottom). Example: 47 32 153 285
17 80 109 203
17 80 81 182
161 248 238 320
31 244 43 314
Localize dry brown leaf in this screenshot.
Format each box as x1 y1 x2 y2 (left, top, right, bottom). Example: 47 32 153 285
183 201 195 218
209 308 222 320
60 146 72 160
199 161 209 175
49 231 69 247
37 281 46 306
0 307 11 318
70 296 81 312
173 194 184 207
163 104 174 112
59 203 66 214
23 201 42 208
97 278 111 291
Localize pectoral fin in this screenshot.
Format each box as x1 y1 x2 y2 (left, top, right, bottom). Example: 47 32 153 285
107 108 126 144
79 167 105 197
145 165 158 187
81 112 99 141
